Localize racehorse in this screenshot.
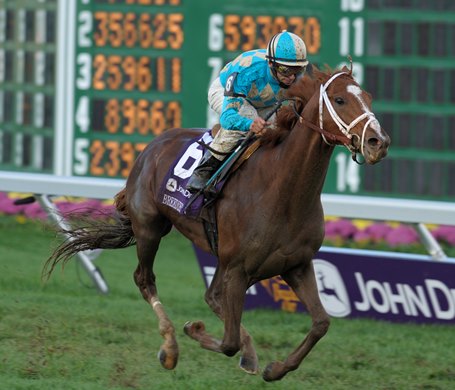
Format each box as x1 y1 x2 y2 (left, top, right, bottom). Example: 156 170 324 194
44 65 390 381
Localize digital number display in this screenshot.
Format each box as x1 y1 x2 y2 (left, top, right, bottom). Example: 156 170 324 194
89 139 147 177
73 0 184 177
91 55 181 92
93 12 184 49
94 98 182 136
221 15 321 54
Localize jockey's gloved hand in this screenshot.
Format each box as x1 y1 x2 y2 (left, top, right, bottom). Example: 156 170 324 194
250 117 269 135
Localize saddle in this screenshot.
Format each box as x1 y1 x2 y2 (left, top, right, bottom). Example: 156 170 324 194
204 128 260 193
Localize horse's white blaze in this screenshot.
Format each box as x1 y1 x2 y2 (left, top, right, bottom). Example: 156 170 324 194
347 84 382 134
347 85 370 113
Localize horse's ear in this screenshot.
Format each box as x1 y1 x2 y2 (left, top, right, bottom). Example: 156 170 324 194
343 55 353 75
313 65 330 83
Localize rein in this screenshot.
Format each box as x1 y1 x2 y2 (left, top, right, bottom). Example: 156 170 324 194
197 99 283 156
291 103 350 146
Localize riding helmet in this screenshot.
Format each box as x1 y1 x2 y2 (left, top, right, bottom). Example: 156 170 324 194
266 30 309 67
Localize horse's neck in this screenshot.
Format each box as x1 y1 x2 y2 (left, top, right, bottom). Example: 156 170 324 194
280 95 334 201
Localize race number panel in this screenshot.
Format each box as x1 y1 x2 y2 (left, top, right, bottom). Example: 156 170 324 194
1 0 454 202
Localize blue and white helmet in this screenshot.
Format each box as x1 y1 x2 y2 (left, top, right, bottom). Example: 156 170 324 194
266 30 309 67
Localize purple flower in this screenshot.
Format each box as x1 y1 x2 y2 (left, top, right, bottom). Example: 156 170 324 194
23 202 48 220
384 225 419 247
325 219 357 239
432 225 455 246
0 195 27 215
353 230 372 243
363 223 393 242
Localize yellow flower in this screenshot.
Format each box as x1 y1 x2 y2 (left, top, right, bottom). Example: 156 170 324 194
15 215 27 224
352 219 373 230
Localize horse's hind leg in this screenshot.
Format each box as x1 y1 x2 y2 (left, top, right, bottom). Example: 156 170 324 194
263 261 330 382
184 267 258 373
132 218 178 370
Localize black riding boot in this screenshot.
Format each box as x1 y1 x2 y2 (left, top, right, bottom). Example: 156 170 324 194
187 151 222 193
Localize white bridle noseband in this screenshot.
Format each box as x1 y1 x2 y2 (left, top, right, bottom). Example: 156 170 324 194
319 72 378 156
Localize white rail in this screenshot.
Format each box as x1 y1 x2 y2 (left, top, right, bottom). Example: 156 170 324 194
1 171 454 226
1 171 453 291
0 171 124 199
321 194 455 226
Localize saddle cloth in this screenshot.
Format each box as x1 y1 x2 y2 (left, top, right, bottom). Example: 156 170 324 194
158 130 218 217
158 128 260 218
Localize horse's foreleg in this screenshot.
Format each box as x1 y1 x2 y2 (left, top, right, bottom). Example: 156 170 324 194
184 268 257 372
219 269 248 357
209 268 258 374
206 267 258 373
263 261 330 382
184 322 257 372
134 227 178 370
238 325 259 374
183 267 223 352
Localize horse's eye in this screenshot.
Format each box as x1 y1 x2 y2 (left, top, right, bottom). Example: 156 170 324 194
335 97 345 105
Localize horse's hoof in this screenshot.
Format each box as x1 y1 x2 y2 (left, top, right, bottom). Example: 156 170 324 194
220 343 239 357
239 356 259 375
263 361 286 382
157 348 178 370
183 321 205 337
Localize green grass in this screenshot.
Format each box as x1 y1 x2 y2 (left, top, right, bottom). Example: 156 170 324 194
1 216 454 389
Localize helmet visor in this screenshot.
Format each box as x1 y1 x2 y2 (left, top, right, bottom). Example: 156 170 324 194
274 64 306 77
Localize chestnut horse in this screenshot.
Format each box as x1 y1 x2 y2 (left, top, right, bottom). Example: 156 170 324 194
44 66 390 381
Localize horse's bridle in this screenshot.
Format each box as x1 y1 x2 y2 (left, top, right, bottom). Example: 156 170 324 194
290 72 378 163
318 72 378 161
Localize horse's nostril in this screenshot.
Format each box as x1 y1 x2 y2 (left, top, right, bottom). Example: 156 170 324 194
368 137 380 147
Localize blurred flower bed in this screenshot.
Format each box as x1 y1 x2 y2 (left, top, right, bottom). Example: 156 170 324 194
1 192 454 257
324 216 455 256
0 192 114 222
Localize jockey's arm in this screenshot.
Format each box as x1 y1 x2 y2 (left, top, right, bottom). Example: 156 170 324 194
219 97 268 135
219 96 253 131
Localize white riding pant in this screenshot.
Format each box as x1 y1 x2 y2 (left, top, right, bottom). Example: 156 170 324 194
208 78 277 161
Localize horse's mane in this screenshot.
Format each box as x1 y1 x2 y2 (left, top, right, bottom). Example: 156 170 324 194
260 65 349 145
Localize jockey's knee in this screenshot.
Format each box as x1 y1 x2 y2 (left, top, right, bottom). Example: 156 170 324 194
210 128 245 155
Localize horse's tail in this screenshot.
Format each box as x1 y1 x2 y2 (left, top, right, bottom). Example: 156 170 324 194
42 188 135 280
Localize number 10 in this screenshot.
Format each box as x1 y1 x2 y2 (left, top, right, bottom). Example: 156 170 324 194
340 0 364 12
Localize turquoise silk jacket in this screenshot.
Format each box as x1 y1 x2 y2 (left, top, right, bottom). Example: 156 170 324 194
218 49 287 131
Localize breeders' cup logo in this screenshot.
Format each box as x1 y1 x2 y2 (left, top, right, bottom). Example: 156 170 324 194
165 178 177 192
313 259 351 317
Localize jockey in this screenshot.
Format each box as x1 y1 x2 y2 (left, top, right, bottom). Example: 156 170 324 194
187 30 309 194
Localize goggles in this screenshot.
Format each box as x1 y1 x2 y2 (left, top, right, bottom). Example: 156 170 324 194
274 64 306 77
